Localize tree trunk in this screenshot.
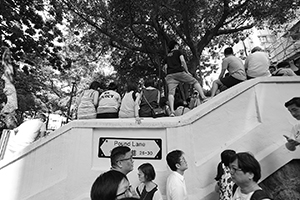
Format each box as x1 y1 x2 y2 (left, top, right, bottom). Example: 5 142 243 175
1 49 18 129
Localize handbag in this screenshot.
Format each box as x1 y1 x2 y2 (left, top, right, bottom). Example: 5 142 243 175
151 107 166 118
142 93 165 118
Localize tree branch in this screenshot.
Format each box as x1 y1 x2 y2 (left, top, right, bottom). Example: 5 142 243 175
61 0 151 54
217 23 255 35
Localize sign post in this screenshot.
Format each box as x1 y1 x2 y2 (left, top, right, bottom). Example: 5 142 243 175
98 137 162 160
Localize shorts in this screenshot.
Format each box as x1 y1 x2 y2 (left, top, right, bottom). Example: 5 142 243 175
220 75 243 88
165 72 198 95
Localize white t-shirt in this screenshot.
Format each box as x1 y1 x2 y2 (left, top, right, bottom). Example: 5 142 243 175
244 51 271 78
232 187 255 200
97 90 121 113
7 119 46 153
166 171 188 200
119 91 139 118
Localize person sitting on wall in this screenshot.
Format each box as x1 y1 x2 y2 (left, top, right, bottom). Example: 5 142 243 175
5 113 47 157
292 58 300 76
76 81 102 119
210 47 246 97
272 61 297 76
244 46 271 79
97 82 122 118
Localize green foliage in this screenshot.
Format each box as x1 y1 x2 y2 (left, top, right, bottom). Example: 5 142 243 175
0 0 65 70
61 0 300 84
2 0 300 115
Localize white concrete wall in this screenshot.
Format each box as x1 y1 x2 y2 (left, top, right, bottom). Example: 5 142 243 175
1 77 300 200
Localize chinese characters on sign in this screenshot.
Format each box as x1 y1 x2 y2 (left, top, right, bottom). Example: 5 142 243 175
98 137 162 159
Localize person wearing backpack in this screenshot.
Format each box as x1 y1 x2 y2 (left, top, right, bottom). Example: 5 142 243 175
229 152 272 200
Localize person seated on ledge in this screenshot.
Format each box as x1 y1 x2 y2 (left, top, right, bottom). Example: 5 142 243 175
244 46 271 79
272 61 297 76
5 113 47 158
210 47 246 97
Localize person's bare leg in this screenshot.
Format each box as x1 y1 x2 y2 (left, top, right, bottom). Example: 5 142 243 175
168 94 175 114
211 79 221 97
194 82 207 100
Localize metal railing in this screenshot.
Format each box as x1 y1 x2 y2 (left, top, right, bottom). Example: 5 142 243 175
0 130 11 160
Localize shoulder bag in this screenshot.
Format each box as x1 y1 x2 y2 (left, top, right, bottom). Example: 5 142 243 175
142 93 165 118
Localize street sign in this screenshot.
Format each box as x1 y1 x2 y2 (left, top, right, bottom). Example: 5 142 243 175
98 137 162 159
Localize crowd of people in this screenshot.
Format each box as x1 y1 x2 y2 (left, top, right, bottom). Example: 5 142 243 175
90 145 275 200
76 40 300 119
210 45 299 98
76 79 164 120
89 96 300 200
75 77 201 120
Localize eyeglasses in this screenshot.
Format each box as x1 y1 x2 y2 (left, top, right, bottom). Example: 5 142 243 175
116 185 132 198
117 156 133 162
230 167 243 173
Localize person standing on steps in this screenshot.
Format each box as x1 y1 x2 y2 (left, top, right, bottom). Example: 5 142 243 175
166 149 189 200
214 149 236 200
284 97 300 151
110 146 134 176
163 40 207 117
229 152 272 200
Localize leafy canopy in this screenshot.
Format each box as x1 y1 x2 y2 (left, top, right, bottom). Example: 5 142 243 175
61 0 300 81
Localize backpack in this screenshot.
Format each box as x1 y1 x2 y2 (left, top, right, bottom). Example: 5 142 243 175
251 190 272 200
232 184 272 200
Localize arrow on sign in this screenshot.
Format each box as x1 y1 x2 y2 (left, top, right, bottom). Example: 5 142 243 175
98 137 162 159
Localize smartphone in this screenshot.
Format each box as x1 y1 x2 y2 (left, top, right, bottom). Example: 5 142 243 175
283 135 299 143
283 135 290 140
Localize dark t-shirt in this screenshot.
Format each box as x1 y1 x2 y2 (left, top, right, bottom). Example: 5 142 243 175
139 89 159 117
165 50 184 74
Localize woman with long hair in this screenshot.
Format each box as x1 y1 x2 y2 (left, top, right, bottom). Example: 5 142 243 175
76 81 102 119
215 149 236 200
119 81 140 118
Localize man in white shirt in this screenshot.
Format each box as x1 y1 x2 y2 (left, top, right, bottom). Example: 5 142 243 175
284 97 300 151
166 149 188 200
244 46 271 79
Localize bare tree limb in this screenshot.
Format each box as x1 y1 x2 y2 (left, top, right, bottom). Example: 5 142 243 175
217 23 255 35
